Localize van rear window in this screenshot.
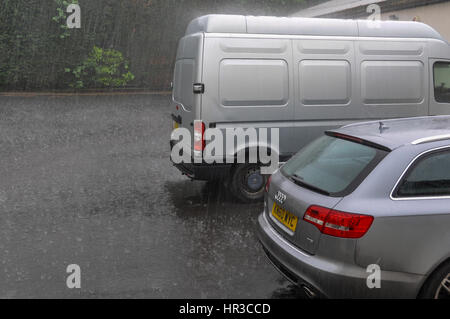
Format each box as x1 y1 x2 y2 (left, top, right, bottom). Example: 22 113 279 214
281 135 388 197
173 59 195 110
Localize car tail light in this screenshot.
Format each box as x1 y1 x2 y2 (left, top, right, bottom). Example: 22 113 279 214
265 175 272 193
303 206 373 239
194 120 205 151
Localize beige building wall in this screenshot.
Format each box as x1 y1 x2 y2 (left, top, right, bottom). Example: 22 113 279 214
381 2 450 41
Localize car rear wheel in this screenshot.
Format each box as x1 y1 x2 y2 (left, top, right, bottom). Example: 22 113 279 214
435 273 450 299
229 164 267 203
419 261 450 299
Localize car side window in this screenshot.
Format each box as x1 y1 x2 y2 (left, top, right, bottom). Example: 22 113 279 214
396 149 450 198
434 62 450 103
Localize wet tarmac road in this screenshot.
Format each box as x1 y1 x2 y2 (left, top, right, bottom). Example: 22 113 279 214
0 93 306 298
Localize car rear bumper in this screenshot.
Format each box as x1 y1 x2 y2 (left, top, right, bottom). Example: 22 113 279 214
257 212 424 298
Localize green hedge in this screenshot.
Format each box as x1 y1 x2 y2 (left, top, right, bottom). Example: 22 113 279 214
0 0 323 91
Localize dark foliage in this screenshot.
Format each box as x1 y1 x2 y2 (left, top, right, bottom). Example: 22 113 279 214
0 0 324 91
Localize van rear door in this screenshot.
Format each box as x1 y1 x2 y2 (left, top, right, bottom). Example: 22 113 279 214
172 33 204 149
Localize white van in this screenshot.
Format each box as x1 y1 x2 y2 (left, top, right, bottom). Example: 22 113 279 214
170 14 450 202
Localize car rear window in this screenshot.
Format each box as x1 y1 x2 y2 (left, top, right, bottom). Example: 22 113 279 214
281 135 388 197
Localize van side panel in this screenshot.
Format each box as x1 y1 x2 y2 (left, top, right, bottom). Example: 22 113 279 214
194 34 449 162
289 38 430 154
201 36 295 157
291 39 356 152
361 60 425 104
219 59 289 107
355 40 428 119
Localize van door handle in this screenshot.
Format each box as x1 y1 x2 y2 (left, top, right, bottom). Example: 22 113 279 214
193 83 205 94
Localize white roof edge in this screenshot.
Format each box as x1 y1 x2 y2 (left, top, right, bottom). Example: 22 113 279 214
291 0 387 18
185 15 444 41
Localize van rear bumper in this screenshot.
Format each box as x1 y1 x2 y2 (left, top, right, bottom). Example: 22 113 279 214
170 140 232 180
172 162 232 180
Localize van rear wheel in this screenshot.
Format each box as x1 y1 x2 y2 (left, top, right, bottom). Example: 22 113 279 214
229 164 267 203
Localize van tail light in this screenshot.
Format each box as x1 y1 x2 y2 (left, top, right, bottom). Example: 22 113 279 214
265 175 272 193
303 206 374 239
194 120 205 151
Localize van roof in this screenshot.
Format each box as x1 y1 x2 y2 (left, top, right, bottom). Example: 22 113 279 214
186 14 445 41
329 116 450 150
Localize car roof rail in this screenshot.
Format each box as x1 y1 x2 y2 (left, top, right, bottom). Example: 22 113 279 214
411 134 450 145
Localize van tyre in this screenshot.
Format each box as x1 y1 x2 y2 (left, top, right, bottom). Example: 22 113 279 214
419 261 450 299
229 164 267 203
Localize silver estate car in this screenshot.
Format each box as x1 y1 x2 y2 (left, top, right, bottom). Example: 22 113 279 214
257 116 450 299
